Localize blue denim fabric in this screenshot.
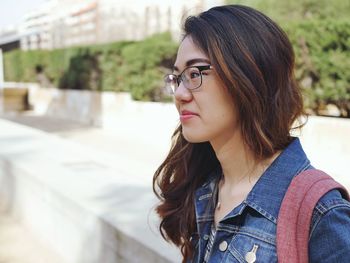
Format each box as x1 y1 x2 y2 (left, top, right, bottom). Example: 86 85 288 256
190 138 350 263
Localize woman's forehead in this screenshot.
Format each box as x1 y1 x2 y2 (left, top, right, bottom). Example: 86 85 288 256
174 36 209 72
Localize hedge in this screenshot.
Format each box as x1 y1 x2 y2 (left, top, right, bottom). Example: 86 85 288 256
224 0 350 117
284 19 350 116
3 32 177 101
114 32 177 101
3 22 350 116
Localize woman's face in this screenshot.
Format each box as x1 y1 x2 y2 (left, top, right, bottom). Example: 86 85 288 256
174 36 239 145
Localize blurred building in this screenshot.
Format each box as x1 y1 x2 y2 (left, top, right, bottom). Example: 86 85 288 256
19 0 96 50
0 27 21 52
61 1 99 47
0 0 224 51
19 0 57 50
96 0 218 43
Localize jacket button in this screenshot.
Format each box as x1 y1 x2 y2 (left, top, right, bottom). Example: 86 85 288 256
219 241 228 252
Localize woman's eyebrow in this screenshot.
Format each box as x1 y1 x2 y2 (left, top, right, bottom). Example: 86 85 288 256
173 58 211 72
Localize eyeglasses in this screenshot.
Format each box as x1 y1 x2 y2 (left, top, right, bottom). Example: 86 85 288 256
164 65 212 94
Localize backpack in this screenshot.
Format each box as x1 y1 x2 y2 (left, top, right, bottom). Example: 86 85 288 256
276 169 350 263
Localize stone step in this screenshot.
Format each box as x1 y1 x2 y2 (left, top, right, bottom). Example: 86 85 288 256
0 212 66 263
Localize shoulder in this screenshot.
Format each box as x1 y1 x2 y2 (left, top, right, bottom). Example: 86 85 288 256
309 189 350 261
310 189 350 233
315 188 350 213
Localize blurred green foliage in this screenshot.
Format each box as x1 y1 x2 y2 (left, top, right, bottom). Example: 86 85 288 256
3 32 177 101
3 1 350 116
284 20 350 116
119 33 177 101
225 0 350 116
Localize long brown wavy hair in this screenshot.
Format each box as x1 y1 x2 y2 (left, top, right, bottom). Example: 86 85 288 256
153 5 306 262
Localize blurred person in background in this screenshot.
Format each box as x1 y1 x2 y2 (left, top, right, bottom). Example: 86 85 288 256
153 4 350 263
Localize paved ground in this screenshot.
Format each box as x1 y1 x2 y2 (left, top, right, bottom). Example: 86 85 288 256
0 111 173 169
0 112 102 263
0 212 65 263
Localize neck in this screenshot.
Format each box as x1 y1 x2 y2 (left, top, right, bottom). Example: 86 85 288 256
210 131 278 189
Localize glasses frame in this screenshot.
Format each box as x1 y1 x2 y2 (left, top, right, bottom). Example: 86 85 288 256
164 65 212 94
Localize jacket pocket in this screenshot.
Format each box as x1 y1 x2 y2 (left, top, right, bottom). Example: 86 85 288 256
225 228 277 263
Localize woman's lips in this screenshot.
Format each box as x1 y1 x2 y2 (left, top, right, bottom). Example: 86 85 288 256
180 110 198 121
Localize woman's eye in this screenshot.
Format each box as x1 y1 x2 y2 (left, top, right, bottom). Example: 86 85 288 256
190 72 200 78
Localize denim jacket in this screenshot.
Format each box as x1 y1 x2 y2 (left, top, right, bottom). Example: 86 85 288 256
191 138 350 262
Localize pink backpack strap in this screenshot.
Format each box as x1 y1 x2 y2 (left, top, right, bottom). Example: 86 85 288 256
276 169 349 263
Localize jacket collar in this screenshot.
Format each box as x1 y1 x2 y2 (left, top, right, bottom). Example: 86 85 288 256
195 137 311 225
244 137 311 223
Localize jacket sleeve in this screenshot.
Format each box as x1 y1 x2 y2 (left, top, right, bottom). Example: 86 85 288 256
309 196 350 262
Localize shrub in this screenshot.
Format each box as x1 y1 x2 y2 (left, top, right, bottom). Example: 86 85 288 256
3 32 177 101
118 32 178 101
225 0 350 117
95 41 133 92
284 19 350 116
58 49 101 90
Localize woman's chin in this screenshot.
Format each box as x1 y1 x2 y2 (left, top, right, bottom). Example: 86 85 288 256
183 132 208 143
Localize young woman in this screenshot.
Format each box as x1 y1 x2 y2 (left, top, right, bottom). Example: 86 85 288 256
153 5 350 263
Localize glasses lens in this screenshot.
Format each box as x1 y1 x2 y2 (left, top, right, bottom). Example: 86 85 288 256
164 74 177 94
183 67 202 90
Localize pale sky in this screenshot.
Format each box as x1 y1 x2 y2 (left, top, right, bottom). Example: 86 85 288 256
0 0 48 28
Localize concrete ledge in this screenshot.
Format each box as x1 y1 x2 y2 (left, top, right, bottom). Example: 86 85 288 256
299 116 350 189
0 119 181 263
1 86 29 111
26 86 179 128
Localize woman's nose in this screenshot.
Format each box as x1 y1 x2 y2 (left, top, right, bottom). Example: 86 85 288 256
174 81 193 103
